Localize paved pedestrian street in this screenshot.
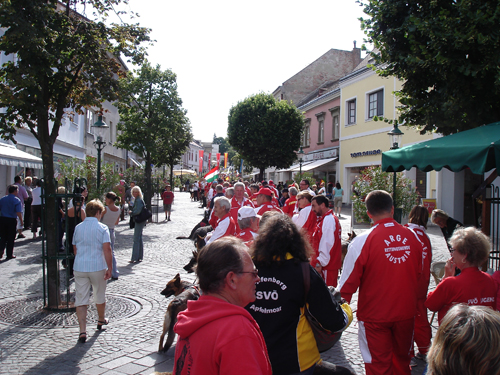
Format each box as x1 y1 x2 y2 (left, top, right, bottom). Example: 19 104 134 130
0 191 449 374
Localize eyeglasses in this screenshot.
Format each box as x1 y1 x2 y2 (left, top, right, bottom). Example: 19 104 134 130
238 269 259 278
449 248 455 254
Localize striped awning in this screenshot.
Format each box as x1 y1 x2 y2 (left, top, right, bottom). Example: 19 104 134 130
0 143 43 169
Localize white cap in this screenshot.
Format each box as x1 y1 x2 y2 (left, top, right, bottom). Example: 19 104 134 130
238 206 260 220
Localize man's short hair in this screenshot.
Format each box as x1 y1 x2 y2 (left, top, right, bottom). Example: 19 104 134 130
289 187 298 196
196 237 246 294
312 195 329 207
85 199 105 217
8 184 18 194
14 176 21 183
225 187 234 198
216 184 224 192
25 177 32 184
238 217 254 230
234 182 245 190
365 190 393 216
215 196 231 211
300 179 310 187
250 183 259 192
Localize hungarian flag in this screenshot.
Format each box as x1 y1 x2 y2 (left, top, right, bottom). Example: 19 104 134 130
204 166 219 183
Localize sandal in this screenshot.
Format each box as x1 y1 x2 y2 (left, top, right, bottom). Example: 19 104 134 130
97 318 109 331
78 332 87 343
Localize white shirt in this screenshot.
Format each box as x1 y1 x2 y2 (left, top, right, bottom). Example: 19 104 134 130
73 217 111 272
31 187 42 206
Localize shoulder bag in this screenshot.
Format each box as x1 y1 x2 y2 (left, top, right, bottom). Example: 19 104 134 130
134 205 152 224
301 262 342 352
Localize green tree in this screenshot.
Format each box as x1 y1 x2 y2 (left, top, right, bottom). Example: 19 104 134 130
57 156 121 200
153 120 192 187
358 0 500 135
228 93 304 181
115 62 190 209
0 0 149 308
352 166 420 223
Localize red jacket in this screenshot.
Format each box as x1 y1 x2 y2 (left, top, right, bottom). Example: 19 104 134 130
339 218 423 323
255 204 283 216
237 228 257 247
206 213 236 245
405 223 432 299
292 205 317 242
425 267 497 323
282 196 297 217
174 295 272 375
230 197 255 232
310 210 341 271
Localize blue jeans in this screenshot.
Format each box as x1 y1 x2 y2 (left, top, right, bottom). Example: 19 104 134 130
109 229 119 278
131 220 145 261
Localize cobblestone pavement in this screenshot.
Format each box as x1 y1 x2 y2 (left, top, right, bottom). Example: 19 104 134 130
0 193 449 375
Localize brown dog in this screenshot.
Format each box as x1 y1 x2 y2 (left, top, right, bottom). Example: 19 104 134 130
158 273 200 353
341 231 356 268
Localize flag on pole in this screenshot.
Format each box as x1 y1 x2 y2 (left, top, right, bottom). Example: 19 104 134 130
240 158 244 173
216 153 220 168
204 166 219 183
198 150 204 175
224 153 228 168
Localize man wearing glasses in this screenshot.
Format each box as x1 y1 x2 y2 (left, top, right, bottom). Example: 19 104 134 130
173 237 272 375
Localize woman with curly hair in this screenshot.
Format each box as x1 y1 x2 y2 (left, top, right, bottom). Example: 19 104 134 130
247 214 353 375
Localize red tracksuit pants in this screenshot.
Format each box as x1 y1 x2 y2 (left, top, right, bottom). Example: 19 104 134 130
413 298 431 355
359 318 414 375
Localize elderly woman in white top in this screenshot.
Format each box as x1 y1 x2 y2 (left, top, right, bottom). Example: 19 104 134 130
73 199 112 343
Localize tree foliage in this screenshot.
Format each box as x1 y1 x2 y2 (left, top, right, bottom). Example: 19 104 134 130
352 166 420 223
213 135 236 165
115 62 190 208
227 93 304 181
359 0 500 135
0 0 150 307
57 155 121 201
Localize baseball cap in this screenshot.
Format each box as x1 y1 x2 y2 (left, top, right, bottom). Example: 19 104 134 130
258 187 273 197
238 206 259 220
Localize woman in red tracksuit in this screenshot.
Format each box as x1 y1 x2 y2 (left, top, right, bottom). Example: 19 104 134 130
405 206 432 363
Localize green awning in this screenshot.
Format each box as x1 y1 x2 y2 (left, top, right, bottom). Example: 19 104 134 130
382 122 500 174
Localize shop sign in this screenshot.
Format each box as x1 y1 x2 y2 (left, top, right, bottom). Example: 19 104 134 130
350 149 381 158
304 148 337 162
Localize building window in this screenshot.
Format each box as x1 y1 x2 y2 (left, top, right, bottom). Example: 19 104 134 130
318 119 324 143
301 121 310 147
332 115 339 140
347 99 356 125
368 89 384 118
315 112 325 144
86 110 95 134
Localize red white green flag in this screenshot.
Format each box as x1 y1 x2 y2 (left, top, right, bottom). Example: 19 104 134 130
204 166 219 183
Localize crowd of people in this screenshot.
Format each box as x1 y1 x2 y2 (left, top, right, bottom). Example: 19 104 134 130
172 179 500 375
2 173 500 375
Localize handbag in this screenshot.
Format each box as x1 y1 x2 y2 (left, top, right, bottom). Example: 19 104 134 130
134 205 152 224
301 262 342 352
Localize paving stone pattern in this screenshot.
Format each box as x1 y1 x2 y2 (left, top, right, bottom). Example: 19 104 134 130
0 192 450 374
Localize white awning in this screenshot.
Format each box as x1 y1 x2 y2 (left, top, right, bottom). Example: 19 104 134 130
290 157 338 172
0 144 43 169
279 161 315 173
128 156 142 168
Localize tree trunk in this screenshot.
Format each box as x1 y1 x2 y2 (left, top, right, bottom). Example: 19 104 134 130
40 136 60 308
259 168 265 183
169 164 174 187
144 151 152 210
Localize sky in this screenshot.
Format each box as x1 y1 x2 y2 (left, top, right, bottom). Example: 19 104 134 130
124 0 369 143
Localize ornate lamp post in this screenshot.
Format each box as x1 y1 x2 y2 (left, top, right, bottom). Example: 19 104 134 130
388 123 404 223
92 114 109 190
298 146 305 176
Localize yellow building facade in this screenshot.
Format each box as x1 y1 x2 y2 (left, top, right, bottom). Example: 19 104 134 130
338 57 438 204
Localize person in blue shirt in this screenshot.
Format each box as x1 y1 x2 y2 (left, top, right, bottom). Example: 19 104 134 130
0 185 23 260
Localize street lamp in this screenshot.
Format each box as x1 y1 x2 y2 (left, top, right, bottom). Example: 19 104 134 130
298 146 305 176
388 123 404 223
92 114 109 190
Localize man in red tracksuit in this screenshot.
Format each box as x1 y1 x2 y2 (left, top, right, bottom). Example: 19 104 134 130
205 197 236 245
230 182 255 232
339 190 423 375
310 195 342 287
